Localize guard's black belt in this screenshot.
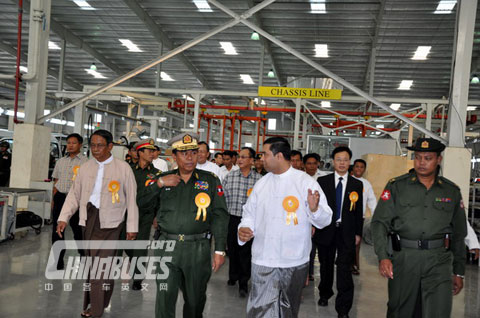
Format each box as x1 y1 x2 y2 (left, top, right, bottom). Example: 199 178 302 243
400 238 444 250
160 232 211 242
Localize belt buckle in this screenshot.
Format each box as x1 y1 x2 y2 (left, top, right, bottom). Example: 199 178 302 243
418 240 428 250
178 234 185 242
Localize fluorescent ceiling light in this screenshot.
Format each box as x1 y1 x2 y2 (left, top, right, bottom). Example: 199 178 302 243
434 0 456 14
321 101 331 108
182 94 195 101
5 110 25 118
467 106 477 111
119 39 143 52
268 118 277 130
19 66 28 73
73 0 95 10
156 138 168 143
219 42 238 55
48 41 61 50
376 124 385 129
390 103 401 111
315 44 329 58
193 0 213 12
161 72 174 81
254 98 266 105
85 68 106 79
412 46 431 60
398 80 413 90
310 1 326 14
240 74 254 85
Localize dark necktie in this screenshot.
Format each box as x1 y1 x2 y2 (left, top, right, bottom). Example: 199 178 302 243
335 177 343 221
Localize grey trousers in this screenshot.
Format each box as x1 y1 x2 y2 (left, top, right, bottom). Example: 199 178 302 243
247 262 309 318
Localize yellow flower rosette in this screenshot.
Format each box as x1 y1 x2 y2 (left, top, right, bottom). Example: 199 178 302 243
108 180 120 204
195 192 211 222
282 196 299 225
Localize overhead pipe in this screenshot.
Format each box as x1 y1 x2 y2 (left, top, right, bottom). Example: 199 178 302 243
312 123 399 132
13 0 24 124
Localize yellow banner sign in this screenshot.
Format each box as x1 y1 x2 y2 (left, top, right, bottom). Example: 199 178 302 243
258 86 342 100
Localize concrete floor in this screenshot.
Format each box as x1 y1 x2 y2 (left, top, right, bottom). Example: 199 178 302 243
0 227 479 318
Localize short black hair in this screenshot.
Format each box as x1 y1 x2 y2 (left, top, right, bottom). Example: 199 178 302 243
232 151 238 157
198 141 210 152
354 159 367 168
241 147 256 158
66 133 83 144
223 150 235 158
291 150 303 160
214 152 223 158
127 141 136 150
303 153 320 164
264 137 291 161
90 129 113 145
331 146 352 160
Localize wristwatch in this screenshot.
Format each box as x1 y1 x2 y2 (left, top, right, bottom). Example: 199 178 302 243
158 177 165 187
455 274 465 279
215 251 226 257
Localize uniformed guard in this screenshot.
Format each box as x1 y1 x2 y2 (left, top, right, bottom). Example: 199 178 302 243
130 138 161 290
126 141 139 167
371 138 467 318
0 141 12 187
153 133 229 318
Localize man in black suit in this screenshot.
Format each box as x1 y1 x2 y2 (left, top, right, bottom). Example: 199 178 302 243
313 146 363 318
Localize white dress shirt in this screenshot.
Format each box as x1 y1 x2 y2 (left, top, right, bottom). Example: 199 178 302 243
196 160 221 179
465 221 480 250
88 155 114 209
334 171 348 222
354 176 377 217
239 166 333 268
219 164 239 182
152 158 169 172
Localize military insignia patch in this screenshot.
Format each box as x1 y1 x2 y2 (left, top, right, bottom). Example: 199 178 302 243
435 197 452 203
217 185 224 196
145 179 156 187
194 181 209 191
183 134 192 144
421 141 429 148
381 189 391 201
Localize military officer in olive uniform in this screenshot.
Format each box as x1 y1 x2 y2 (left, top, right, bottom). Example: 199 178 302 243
372 138 467 318
130 139 162 290
152 133 229 318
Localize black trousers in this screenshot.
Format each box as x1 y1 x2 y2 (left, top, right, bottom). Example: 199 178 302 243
227 215 252 290
317 226 355 316
51 191 84 269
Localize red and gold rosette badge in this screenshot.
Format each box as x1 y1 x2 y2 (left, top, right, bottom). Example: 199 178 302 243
108 181 120 204
71 165 80 181
282 196 299 226
247 188 253 197
195 192 211 222
349 191 359 211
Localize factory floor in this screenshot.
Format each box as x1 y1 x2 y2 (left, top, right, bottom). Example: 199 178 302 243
0 226 478 318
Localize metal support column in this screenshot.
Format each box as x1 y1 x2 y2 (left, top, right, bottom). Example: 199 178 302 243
238 120 243 149
293 98 301 149
25 0 51 124
230 117 236 150
150 119 159 141
73 102 85 136
301 113 308 150
193 93 201 132
369 48 376 96
447 0 477 147
57 39 66 92
425 103 434 131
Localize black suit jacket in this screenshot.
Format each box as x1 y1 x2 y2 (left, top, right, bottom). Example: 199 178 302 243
313 173 363 248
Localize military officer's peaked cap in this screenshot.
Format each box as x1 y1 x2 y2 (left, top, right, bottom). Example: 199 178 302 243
168 133 200 151
135 138 157 151
406 137 446 153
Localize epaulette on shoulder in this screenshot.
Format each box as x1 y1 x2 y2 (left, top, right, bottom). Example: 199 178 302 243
439 176 460 189
389 173 410 184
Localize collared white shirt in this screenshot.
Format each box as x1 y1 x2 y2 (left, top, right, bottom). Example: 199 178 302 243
309 170 331 181
88 155 114 209
152 158 169 172
196 160 221 179
239 166 332 268
465 221 480 250
353 176 377 217
334 171 348 222
219 164 239 182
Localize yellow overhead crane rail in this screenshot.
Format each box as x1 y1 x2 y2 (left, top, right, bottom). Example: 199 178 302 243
258 86 342 100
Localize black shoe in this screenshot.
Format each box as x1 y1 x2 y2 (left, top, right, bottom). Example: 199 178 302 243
308 274 314 281
227 279 236 286
239 288 248 298
338 314 349 318
318 298 328 306
132 280 143 290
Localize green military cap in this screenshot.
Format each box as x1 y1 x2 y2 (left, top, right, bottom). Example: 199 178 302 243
134 138 156 151
168 132 199 151
406 137 446 153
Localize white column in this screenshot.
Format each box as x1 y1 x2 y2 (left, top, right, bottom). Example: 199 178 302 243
193 93 201 132
293 98 301 149
74 103 86 136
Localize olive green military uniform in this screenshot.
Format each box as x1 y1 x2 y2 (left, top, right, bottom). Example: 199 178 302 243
372 172 467 318
154 168 229 318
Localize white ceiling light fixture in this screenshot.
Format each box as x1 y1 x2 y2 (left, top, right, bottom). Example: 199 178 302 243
321 101 331 108
412 46 431 60
315 44 329 58
161 72 175 81
310 1 326 14
390 103 401 111
434 0 457 14
48 41 61 50
119 39 143 52
73 0 95 10
85 68 106 79
219 42 238 55
240 74 254 85
398 80 413 90
193 0 213 12
467 106 477 111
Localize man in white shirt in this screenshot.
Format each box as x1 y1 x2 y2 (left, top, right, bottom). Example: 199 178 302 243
152 145 169 172
196 141 221 178
238 137 332 318
351 159 377 275
219 150 239 181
